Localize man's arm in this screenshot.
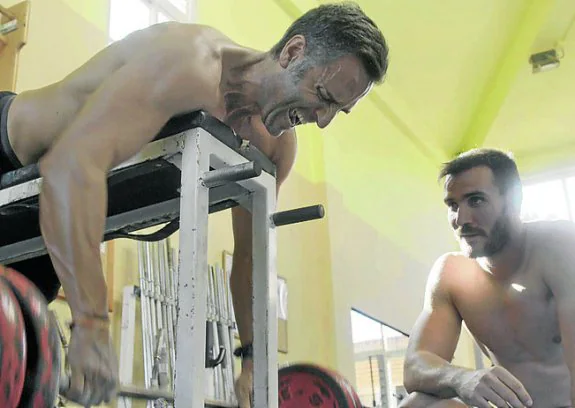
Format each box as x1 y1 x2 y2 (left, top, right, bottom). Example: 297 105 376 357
403 254 469 397
38 50 219 323
542 222 575 405
230 129 297 354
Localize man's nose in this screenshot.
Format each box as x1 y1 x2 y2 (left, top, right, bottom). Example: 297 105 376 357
454 206 472 227
315 107 338 129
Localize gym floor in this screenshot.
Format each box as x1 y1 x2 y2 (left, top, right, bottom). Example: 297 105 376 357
2 0 575 407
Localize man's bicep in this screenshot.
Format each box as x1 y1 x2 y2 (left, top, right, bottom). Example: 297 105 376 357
408 260 463 362
409 299 462 362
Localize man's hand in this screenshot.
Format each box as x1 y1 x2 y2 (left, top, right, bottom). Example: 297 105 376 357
234 360 253 408
65 319 118 407
455 366 532 408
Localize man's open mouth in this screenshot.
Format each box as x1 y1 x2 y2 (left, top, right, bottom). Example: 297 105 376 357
289 109 303 127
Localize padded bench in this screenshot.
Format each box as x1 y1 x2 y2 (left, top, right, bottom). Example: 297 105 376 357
0 110 276 264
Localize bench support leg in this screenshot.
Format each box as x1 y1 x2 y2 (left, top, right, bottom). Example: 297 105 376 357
174 131 210 407
252 178 278 408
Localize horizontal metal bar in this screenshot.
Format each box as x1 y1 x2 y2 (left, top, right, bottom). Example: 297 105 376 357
202 161 261 188
0 127 275 208
272 204 325 227
0 198 181 264
209 182 249 207
206 135 276 197
0 19 18 35
60 381 236 408
117 384 173 401
107 199 181 235
0 179 255 264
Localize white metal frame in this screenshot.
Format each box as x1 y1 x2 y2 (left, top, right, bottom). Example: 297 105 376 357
0 127 278 408
119 285 139 408
174 128 278 408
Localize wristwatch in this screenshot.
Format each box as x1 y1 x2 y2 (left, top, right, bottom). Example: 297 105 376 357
233 343 253 359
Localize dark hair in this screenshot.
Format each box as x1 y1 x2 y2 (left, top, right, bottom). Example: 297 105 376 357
270 2 389 84
439 148 522 205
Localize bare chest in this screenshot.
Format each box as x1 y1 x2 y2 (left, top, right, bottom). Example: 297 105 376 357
453 266 562 363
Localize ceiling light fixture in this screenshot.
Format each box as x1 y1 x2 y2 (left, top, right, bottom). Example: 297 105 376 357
529 49 562 74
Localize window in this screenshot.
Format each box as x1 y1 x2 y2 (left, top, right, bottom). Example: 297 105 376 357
351 309 409 408
521 172 575 222
109 0 195 42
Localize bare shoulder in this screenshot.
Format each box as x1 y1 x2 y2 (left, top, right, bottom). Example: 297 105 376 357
119 22 230 54
526 220 575 282
115 23 232 114
430 252 473 279
527 220 575 255
426 253 465 291
525 221 575 298
424 252 480 300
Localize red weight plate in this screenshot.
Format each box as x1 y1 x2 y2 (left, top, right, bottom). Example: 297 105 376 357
331 370 362 408
324 366 363 408
0 266 60 408
278 363 354 408
0 277 27 408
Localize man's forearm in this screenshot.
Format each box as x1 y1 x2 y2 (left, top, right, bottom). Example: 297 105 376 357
404 350 471 398
39 157 109 321
230 253 253 346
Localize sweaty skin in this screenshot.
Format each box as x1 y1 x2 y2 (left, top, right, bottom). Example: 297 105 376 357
5 22 372 406
402 167 575 408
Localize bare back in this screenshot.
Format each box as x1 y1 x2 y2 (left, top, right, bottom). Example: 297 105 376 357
444 222 571 406
7 22 290 166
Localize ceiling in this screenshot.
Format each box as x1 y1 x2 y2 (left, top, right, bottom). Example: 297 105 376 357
321 0 575 174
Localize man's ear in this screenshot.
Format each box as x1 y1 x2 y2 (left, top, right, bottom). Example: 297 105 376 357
278 35 306 69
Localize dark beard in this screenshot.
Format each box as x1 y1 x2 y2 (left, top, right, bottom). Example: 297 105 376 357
468 212 511 258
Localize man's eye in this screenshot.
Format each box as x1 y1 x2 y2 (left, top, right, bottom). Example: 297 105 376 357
317 87 331 103
469 196 484 207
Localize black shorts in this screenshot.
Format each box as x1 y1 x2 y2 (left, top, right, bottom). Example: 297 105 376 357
0 91 62 303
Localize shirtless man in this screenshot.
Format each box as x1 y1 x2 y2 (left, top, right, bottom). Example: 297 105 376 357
0 3 388 406
400 148 575 408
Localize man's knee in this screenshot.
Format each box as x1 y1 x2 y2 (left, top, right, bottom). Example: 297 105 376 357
399 392 469 408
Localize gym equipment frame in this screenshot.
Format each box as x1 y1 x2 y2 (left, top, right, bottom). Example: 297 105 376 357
0 111 324 407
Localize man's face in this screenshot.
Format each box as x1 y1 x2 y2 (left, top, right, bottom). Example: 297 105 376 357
443 166 513 258
261 38 373 136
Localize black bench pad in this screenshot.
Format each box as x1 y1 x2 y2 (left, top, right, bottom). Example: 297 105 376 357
0 110 276 190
